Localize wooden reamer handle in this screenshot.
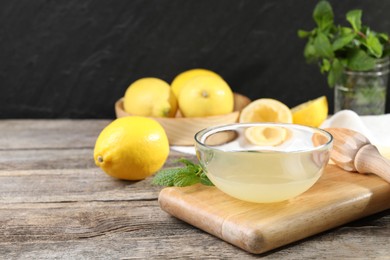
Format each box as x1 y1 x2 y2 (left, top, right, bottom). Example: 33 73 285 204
354 144 390 184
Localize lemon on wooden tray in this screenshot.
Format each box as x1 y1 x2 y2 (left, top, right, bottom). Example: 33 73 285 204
171 68 222 98
94 117 169 181
239 98 293 123
178 75 234 117
124 77 178 117
291 96 328 127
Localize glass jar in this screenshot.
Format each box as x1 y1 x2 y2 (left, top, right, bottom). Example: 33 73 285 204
334 57 390 115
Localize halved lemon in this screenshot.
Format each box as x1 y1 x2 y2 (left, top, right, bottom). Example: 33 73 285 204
239 98 293 123
291 96 328 127
245 126 288 146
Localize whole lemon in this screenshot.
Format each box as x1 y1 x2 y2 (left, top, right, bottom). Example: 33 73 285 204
94 116 169 180
171 68 221 98
178 75 234 117
124 77 178 117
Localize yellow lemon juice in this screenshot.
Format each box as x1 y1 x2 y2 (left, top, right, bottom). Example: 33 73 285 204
203 149 325 203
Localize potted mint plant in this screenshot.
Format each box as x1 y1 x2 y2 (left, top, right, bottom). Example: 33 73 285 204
298 1 390 115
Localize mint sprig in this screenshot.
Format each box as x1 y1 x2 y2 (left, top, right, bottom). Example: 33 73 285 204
298 0 390 87
152 158 214 187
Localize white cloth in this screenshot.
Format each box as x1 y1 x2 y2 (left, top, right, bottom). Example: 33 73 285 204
320 110 390 147
171 145 196 155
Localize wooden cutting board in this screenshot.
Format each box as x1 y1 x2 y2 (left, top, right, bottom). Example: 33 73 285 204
158 165 390 254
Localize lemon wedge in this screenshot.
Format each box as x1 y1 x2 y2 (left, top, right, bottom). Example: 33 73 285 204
291 96 328 127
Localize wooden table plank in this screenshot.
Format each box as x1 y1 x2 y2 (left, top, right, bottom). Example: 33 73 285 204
0 168 158 203
0 149 95 171
1 200 389 259
0 119 389 259
0 119 110 149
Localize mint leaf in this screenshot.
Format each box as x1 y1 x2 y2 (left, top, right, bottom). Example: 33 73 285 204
313 1 334 31
320 58 330 73
340 26 353 34
152 168 186 186
303 40 317 62
173 172 199 187
347 49 376 70
365 34 383 58
200 172 214 186
152 158 214 187
176 158 196 167
314 32 334 58
346 9 362 32
298 30 310 38
327 58 343 87
379 33 389 41
332 32 355 51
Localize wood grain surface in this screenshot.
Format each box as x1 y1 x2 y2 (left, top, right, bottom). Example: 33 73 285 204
1 120 390 259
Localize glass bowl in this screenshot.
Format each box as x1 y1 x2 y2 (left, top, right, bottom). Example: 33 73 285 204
194 123 333 203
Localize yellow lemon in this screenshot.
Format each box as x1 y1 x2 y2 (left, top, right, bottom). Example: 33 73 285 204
171 68 221 98
291 96 328 127
124 77 177 117
178 75 234 117
239 98 293 123
245 125 288 146
94 116 169 181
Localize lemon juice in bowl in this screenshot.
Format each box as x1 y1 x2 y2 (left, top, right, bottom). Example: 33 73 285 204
195 123 333 203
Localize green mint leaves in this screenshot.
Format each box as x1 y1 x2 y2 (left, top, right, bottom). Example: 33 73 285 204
346 9 362 32
313 0 333 31
298 0 390 87
152 158 214 187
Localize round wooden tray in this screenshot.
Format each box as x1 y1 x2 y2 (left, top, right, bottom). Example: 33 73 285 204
115 93 251 146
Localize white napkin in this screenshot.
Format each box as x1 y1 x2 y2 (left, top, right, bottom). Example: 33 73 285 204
171 145 196 155
320 110 390 147
171 110 390 157
320 110 390 158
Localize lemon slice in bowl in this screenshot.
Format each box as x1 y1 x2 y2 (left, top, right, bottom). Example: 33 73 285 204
239 98 293 123
291 96 328 127
245 125 288 146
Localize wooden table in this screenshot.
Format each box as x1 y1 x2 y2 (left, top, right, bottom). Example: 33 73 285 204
1 120 389 259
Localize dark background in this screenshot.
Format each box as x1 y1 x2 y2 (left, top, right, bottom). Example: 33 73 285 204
1 0 389 118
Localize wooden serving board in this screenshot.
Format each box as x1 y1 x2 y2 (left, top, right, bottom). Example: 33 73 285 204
158 165 390 254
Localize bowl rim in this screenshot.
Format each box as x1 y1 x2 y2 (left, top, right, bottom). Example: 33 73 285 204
194 122 333 154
